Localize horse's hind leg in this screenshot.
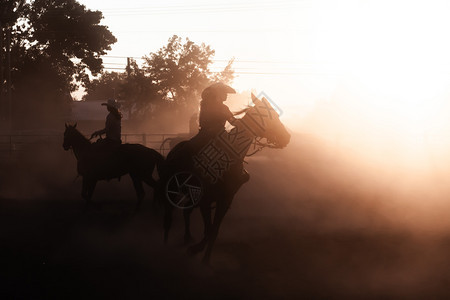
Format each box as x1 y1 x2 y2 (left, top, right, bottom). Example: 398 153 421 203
188 201 211 255
130 174 145 210
82 177 97 209
143 176 158 188
143 175 160 209
202 196 232 264
163 202 173 243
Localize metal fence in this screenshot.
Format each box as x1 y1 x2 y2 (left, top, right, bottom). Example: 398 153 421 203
0 133 185 158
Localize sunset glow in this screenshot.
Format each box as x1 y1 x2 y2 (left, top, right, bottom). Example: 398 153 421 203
298 0 450 166
75 0 450 167
6 2 450 297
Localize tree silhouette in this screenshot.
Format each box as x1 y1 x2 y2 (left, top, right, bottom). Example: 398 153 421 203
143 35 235 115
84 35 235 126
4 0 116 128
121 58 161 120
83 71 124 102
83 59 161 121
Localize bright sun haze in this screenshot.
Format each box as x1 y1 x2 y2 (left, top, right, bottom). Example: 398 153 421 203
77 0 450 169
295 0 450 169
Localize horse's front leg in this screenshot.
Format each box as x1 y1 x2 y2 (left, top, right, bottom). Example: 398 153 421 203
202 195 232 265
183 207 194 244
187 200 211 255
82 177 97 208
163 200 173 243
130 174 145 211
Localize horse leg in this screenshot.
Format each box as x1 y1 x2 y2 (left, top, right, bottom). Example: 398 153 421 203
163 201 173 243
143 176 158 188
187 201 211 255
130 174 145 210
183 207 194 244
81 177 88 202
143 175 161 210
82 177 97 208
202 196 232 265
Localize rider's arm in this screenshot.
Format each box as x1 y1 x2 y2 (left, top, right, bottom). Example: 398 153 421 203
223 104 236 124
91 128 106 139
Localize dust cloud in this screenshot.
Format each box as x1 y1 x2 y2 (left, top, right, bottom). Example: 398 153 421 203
3 112 450 298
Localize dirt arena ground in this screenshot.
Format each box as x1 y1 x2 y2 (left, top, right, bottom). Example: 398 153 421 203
2 134 450 299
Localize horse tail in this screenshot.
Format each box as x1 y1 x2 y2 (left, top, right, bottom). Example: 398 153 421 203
160 137 174 154
150 148 165 179
150 148 167 207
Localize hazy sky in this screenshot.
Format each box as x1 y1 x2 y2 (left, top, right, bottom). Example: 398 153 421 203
76 0 450 133
75 0 323 125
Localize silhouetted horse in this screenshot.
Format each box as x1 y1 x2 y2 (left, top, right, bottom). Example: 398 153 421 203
161 94 290 264
63 124 164 208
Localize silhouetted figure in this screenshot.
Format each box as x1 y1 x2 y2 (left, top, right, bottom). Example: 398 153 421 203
91 99 122 149
160 92 291 264
191 82 236 149
191 83 249 185
63 123 164 209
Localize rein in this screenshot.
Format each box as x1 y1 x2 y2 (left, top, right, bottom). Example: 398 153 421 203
245 137 277 157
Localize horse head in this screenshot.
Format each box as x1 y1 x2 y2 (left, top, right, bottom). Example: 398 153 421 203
241 94 290 149
63 122 78 150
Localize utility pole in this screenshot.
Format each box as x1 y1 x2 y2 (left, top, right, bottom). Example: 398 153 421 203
0 21 3 123
126 57 131 77
6 25 11 130
126 57 131 119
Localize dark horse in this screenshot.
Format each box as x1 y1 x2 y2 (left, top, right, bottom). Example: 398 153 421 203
161 94 291 264
63 123 164 208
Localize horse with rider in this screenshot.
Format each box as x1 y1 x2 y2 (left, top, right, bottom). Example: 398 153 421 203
63 83 290 264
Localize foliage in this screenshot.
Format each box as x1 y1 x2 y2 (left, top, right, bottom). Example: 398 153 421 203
84 35 235 124
143 35 235 114
83 59 161 120
121 58 161 119
83 71 125 102
2 0 116 127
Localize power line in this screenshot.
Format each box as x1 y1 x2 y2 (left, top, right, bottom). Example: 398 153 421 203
96 1 307 16
101 55 307 64
101 66 336 76
98 0 303 11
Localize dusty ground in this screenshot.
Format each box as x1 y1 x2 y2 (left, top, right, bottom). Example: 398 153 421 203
2 134 450 299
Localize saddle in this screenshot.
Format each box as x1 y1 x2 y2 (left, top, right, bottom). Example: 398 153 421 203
166 132 249 195
77 140 123 177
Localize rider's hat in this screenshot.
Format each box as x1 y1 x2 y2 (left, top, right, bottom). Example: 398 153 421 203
101 99 121 109
201 82 236 100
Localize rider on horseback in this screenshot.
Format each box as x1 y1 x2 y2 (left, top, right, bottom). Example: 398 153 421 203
90 99 122 148
192 82 250 188
195 82 236 145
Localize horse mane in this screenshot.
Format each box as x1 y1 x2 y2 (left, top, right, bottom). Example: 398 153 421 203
70 126 91 145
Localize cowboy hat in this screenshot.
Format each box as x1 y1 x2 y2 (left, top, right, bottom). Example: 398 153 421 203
201 82 236 100
101 99 121 109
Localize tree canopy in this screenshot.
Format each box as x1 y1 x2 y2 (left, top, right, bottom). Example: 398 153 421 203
2 0 235 130
1 0 116 128
84 35 235 124
144 35 234 112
